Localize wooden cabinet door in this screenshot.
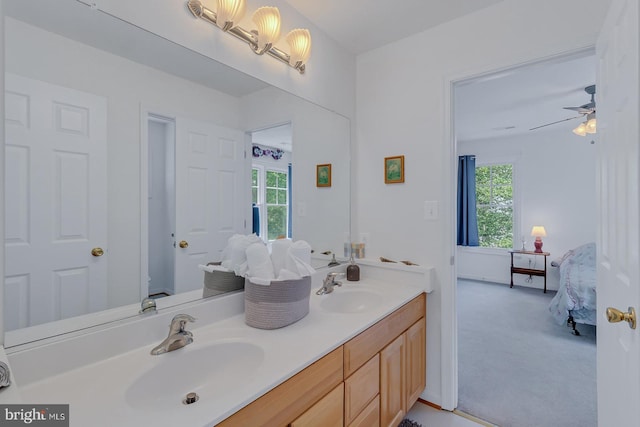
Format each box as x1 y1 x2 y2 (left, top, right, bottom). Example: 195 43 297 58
290 383 344 427
405 318 426 409
380 334 406 427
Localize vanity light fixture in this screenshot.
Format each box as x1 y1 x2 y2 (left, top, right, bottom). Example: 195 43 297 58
186 0 311 74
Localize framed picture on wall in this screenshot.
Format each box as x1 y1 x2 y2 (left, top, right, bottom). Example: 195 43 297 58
384 155 405 184
316 164 332 187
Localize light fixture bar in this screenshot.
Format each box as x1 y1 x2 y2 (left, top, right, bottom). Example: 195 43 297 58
187 0 306 74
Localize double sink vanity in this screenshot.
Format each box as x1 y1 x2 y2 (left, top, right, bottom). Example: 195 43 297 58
0 261 433 426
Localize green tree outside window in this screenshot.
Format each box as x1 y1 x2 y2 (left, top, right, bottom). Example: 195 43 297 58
476 164 513 248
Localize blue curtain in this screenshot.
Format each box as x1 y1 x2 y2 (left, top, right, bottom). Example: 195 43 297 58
287 163 292 238
457 155 479 246
252 204 260 236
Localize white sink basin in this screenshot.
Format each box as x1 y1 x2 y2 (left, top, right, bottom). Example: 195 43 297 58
125 340 264 411
319 289 384 313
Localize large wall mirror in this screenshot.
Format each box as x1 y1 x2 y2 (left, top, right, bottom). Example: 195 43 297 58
3 0 350 346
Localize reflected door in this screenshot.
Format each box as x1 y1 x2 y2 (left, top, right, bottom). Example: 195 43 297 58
174 117 248 294
4 74 108 330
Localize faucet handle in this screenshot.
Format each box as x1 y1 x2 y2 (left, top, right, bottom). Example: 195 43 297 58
171 314 196 332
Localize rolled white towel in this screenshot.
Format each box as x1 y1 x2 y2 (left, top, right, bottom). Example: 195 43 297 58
221 234 262 275
271 238 292 277
285 240 315 277
246 242 275 283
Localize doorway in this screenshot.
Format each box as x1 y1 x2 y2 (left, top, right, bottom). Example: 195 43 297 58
452 51 598 425
147 114 176 298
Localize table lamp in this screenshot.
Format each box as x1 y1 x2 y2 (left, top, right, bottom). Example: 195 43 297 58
531 226 547 253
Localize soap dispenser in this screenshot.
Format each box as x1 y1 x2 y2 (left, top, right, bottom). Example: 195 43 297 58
346 254 360 281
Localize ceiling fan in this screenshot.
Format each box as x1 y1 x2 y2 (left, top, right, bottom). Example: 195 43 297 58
529 85 596 135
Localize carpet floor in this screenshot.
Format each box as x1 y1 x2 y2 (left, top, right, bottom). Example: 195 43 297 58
457 279 596 427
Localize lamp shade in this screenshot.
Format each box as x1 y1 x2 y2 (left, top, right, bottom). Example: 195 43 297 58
252 6 281 52
531 226 547 237
572 122 587 136
216 0 246 30
286 29 312 66
586 117 597 134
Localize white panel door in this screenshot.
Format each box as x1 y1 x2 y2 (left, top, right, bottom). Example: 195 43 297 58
174 117 247 294
4 74 107 330
596 0 640 423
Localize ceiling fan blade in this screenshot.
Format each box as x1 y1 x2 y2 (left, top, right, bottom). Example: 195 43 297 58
563 105 594 114
529 115 583 131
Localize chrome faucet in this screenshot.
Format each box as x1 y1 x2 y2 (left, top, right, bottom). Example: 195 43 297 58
150 314 196 355
316 272 344 295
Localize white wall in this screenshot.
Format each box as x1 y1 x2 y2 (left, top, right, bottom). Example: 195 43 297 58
84 0 356 120
6 18 243 308
355 0 610 407
456 129 597 291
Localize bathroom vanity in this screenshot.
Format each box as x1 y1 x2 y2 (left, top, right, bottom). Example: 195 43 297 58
1 263 433 427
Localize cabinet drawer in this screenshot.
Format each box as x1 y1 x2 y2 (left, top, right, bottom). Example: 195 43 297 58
344 293 425 377
347 395 380 427
344 354 379 425
290 383 344 427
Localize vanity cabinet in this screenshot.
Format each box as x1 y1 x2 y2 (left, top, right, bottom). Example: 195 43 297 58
380 318 426 427
216 293 426 427
290 383 344 427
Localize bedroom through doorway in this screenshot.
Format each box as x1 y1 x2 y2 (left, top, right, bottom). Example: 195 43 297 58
452 51 598 426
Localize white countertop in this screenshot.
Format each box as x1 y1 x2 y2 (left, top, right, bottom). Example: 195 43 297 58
5 265 431 427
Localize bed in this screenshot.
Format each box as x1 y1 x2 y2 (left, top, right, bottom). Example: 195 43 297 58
548 242 597 335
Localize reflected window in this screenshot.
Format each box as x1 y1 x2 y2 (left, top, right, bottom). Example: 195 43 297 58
253 166 289 241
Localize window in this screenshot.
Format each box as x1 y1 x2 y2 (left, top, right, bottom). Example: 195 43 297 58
476 164 513 248
252 166 289 241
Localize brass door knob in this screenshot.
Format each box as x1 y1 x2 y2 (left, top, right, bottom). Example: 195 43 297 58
606 306 636 329
91 247 104 257
179 240 189 249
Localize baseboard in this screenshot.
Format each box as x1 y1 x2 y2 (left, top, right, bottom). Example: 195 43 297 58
418 398 441 410
457 274 508 285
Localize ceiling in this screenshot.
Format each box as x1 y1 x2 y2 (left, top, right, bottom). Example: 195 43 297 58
282 0 503 55
282 0 596 142
455 53 596 142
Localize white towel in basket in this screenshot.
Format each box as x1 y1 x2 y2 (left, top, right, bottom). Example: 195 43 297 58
246 242 275 285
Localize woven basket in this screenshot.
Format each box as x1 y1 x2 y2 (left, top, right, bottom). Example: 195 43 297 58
244 276 312 329
203 262 245 298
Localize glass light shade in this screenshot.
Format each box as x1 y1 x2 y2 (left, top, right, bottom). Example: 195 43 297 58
572 122 587 136
586 117 597 134
286 29 312 66
252 7 281 51
531 226 547 237
216 0 246 30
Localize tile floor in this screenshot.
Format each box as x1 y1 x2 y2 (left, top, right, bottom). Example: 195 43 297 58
406 401 496 427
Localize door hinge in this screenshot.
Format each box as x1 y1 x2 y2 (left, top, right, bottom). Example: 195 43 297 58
450 256 455 266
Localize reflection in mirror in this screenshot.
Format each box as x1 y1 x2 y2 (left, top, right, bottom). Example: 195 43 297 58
3 0 350 346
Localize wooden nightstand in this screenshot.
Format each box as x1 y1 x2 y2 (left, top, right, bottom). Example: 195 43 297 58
509 250 550 293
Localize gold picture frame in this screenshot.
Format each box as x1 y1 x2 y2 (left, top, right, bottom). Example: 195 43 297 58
384 155 405 184
316 164 332 187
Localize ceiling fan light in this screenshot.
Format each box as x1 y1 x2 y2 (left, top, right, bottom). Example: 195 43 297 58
573 122 587 136
215 0 246 31
252 6 281 52
586 117 597 134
